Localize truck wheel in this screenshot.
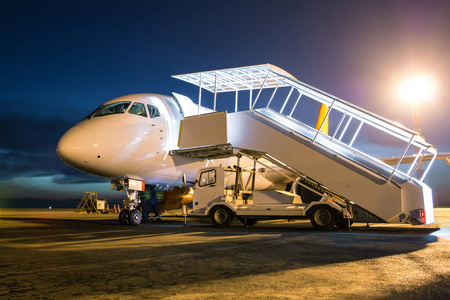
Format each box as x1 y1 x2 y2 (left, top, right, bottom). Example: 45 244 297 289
128 209 142 226
240 218 258 227
335 214 353 229
119 209 129 225
310 206 336 230
210 206 233 228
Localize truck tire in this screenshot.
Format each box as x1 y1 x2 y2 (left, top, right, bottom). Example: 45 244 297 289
240 218 258 227
119 209 129 225
128 209 142 226
335 213 353 229
210 206 234 228
310 205 336 230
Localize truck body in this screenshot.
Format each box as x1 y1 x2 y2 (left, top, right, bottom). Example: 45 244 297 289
190 165 352 229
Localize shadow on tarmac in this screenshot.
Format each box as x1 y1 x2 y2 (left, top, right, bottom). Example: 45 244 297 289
0 213 445 298
375 274 450 299
0 215 440 262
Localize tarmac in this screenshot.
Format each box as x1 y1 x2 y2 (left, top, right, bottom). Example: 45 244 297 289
0 208 449 299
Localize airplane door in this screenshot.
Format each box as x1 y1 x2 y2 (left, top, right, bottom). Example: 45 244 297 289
142 104 167 153
192 167 224 214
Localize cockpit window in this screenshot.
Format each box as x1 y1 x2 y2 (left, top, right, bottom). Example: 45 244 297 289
84 105 103 119
128 102 147 117
147 105 161 119
93 101 131 117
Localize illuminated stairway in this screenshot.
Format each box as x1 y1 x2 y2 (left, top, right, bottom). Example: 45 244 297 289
173 64 437 224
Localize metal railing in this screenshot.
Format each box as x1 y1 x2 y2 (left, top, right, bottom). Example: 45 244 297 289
173 65 437 182
250 71 436 182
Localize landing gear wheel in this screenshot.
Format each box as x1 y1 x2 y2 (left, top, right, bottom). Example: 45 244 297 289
335 214 353 229
119 209 129 225
300 187 322 204
210 206 233 228
240 218 258 227
128 209 142 226
310 206 336 230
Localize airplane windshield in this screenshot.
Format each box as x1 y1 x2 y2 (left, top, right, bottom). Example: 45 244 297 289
128 102 147 117
93 102 131 117
84 105 103 119
147 105 160 118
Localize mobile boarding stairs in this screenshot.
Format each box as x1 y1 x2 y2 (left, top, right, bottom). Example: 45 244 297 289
172 64 437 226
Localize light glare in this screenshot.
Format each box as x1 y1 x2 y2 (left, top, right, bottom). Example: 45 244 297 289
399 75 437 103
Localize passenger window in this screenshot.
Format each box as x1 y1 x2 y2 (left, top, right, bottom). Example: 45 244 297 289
199 169 216 187
94 102 131 117
128 102 147 117
147 105 161 119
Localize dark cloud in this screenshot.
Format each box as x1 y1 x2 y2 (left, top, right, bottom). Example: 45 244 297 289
0 108 109 184
0 146 101 184
51 174 108 185
0 150 54 179
0 113 82 180
0 115 71 151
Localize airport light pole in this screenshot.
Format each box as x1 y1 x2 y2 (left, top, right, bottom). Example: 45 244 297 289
399 74 437 179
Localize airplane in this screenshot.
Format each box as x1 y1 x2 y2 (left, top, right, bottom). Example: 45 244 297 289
57 92 288 225
57 65 449 227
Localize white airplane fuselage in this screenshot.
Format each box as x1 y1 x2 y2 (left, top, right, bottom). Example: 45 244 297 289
57 94 206 184
57 93 285 189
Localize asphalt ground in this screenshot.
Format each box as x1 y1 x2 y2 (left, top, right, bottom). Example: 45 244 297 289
0 208 449 299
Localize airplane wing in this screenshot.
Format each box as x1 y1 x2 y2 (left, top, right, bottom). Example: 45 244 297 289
379 152 450 166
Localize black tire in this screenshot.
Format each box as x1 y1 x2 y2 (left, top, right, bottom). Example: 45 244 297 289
310 205 336 230
128 209 142 226
210 206 234 228
119 209 129 225
300 187 322 204
335 214 353 229
240 218 258 227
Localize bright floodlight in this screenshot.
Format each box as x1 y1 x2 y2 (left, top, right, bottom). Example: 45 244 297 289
399 74 437 103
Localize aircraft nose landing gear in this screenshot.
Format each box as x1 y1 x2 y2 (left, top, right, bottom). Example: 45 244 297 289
128 209 142 226
119 189 142 226
119 209 129 225
119 207 143 226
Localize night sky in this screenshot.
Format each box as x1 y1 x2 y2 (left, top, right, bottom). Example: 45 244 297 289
1 0 450 207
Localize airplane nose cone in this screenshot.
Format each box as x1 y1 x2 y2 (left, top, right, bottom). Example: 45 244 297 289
57 125 97 169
